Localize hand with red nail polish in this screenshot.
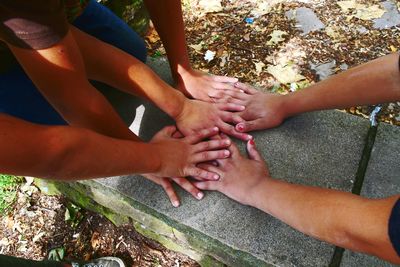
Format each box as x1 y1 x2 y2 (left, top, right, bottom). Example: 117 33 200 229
232 82 288 133
194 138 270 206
175 99 252 141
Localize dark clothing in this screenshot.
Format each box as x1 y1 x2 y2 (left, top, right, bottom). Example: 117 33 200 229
0 0 146 125
389 197 400 257
0 0 68 49
0 255 63 267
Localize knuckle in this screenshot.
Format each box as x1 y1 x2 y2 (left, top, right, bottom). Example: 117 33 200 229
202 141 210 150
202 152 210 160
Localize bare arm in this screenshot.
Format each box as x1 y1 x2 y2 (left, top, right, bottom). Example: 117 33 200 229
282 53 400 116
195 141 400 264
70 26 251 140
234 53 400 132
0 114 230 180
0 114 157 179
143 0 239 101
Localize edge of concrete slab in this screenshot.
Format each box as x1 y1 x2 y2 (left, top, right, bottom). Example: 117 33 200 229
35 178 272 267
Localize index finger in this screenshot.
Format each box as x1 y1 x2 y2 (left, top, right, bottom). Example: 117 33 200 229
211 75 238 83
218 122 253 141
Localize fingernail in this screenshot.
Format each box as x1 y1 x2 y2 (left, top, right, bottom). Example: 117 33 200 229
213 127 219 132
239 90 244 93
197 192 204 199
172 201 180 207
237 124 244 131
224 139 231 145
224 150 230 156
249 138 255 146
247 135 253 141
239 105 245 110
213 174 220 180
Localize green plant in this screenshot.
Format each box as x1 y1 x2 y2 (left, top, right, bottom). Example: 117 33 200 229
0 174 24 216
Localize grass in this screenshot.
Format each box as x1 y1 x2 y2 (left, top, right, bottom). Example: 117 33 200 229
0 174 24 216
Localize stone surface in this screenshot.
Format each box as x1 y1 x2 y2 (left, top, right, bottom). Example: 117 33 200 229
94 107 370 266
362 123 400 198
310 60 336 81
285 7 325 35
341 123 400 267
373 1 400 30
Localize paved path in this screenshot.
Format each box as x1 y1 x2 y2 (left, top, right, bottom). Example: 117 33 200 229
38 58 399 266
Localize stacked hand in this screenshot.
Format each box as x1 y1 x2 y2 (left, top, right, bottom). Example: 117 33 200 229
143 125 231 207
176 68 240 102
175 98 253 141
176 69 287 135
195 137 271 207
231 82 288 132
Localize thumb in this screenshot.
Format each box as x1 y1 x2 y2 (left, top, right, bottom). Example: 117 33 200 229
235 119 263 132
246 139 263 161
160 125 178 137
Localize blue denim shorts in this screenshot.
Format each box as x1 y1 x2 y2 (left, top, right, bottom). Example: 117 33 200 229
0 0 147 125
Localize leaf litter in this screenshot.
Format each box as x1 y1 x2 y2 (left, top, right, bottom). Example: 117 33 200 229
147 0 400 125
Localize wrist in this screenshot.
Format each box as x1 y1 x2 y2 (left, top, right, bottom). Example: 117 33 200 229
248 178 275 210
145 143 163 174
279 92 303 118
162 86 188 119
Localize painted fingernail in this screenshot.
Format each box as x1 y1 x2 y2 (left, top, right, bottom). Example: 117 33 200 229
224 150 230 156
172 201 180 207
249 138 255 145
237 124 244 131
197 192 204 199
213 174 220 180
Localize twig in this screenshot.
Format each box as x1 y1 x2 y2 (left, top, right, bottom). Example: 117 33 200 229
229 45 253 54
216 10 251 32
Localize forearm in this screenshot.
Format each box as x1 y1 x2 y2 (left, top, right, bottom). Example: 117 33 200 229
71 27 187 119
144 0 191 79
0 114 160 180
282 53 400 117
251 179 400 263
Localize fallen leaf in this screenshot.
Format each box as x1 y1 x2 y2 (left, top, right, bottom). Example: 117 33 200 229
267 64 305 84
219 51 229 67
32 232 45 243
188 43 203 52
204 50 216 62
337 1 385 20
390 45 398 52
198 0 222 14
355 5 385 20
91 232 100 249
267 30 287 45
254 61 265 75
337 0 358 12
325 26 341 40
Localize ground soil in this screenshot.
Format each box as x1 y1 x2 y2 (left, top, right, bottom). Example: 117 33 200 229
0 182 200 267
